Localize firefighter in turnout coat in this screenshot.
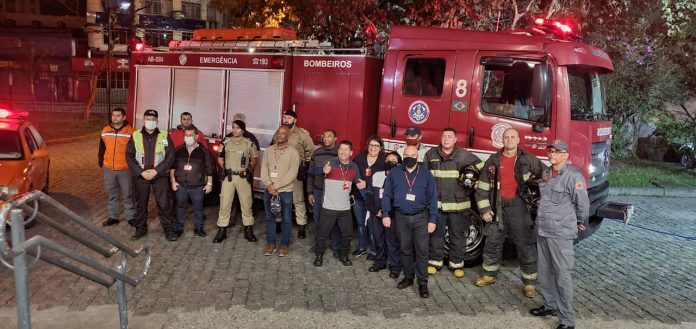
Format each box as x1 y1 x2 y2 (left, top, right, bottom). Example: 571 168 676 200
423 127 483 278
474 128 546 298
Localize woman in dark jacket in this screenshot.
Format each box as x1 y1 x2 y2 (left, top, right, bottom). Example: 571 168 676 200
351 136 386 258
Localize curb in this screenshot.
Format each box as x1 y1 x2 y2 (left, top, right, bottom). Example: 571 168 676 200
609 187 696 198
46 132 101 145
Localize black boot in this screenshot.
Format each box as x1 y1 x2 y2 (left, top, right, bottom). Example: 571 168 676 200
244 225 257 242
339 255 352 266
313 253 324 266
297 225 306 239
212 227 227 243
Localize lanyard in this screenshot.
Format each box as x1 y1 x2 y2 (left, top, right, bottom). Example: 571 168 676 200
339 162 348 184
403 165 420 193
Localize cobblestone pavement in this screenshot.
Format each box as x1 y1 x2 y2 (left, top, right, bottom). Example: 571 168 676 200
0 139 694 326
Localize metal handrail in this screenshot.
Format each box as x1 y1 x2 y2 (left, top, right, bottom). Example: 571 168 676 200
0 189 152 329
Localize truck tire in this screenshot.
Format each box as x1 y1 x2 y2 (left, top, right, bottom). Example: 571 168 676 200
444 210 485 268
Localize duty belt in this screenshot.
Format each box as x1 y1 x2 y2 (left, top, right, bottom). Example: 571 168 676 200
396 209 425 217
501 197 521 207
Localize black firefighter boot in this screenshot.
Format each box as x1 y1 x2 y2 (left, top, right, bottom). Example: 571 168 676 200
314 252 324 267
212 227 227 243
244 225 257 242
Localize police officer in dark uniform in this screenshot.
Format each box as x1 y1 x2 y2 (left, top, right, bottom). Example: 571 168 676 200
475 128 546 297
381 145 438 298
530 139 589 329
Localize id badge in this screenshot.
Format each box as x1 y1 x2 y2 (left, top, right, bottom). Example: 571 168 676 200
405 193 416 201
365 168 371 177
184 164 192 171
342 183 349 190
270 172 278 178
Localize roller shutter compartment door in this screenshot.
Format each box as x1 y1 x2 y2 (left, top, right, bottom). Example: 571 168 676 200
171 68 225 137
134 66 172 130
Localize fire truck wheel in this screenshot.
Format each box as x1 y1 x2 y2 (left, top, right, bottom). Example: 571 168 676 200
443 210 485 268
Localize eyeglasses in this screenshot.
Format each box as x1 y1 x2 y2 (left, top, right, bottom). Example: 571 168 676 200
547 150 568 155
368 144 381 148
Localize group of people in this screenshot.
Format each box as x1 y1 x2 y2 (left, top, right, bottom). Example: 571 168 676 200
99 107 588 329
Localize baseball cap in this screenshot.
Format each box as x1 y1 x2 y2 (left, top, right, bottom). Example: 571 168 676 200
405 126 421 137
546 139 569 152
143 109 158 118
283 110 297 118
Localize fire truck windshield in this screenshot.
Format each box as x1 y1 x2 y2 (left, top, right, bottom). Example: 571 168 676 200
568 67 608 121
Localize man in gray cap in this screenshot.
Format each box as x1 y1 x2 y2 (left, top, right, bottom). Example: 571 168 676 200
529 139 589 329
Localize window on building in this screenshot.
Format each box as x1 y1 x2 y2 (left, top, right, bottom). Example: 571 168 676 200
144 30 173 47
102 29 130 45
182 0 202 20
142 0 172 16
402 58 445 97
480 60 546 122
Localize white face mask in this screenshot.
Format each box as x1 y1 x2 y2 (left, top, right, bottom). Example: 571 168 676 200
184 136 196 146
144 120 157 130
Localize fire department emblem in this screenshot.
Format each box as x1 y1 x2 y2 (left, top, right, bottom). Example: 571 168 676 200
491 123 512 148
408 100 430 124
179 54 187 66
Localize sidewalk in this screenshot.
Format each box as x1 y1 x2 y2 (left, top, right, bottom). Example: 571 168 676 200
0 304 693 329
609 187 696 198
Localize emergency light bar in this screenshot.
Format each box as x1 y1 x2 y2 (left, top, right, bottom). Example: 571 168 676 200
532 17 577 39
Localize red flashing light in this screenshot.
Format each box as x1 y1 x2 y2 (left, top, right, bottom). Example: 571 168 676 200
533 17 575 36
0 109 29 119
131 36 145 53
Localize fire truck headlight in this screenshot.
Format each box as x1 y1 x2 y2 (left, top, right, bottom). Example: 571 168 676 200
248 48 256 53
588 164 597 175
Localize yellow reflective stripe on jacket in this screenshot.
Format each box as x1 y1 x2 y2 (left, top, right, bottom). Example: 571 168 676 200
430 169 460 178
475 162 484 170
477 199 491 210
438 200 471 211
523 173 531 181
478 181 491 191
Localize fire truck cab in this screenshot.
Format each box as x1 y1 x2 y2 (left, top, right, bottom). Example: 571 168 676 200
378 25 633 241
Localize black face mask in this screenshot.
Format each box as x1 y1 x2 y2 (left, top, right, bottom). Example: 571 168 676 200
385 161 397 170
403 157 418 168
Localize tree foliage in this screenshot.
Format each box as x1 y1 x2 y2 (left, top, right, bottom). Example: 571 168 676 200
210 0 696 155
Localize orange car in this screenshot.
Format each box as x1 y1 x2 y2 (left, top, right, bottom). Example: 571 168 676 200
0 109 50 201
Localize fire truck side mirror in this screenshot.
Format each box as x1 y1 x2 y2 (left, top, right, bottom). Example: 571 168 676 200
531 62 551 111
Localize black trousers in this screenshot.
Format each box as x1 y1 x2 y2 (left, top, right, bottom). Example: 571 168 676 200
134 175 176 235
395 211 429 285
429 211 471 268
315 208 353 256
370 211 401 271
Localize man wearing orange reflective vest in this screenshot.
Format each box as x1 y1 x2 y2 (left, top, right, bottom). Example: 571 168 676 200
99 107 136 227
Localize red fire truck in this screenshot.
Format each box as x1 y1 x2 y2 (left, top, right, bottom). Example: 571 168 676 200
127 22 633 264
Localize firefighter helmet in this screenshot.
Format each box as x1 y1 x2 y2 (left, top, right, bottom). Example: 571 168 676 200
458 166 479 193
519 180 541 209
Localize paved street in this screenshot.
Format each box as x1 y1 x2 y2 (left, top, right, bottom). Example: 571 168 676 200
0 138 695 328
